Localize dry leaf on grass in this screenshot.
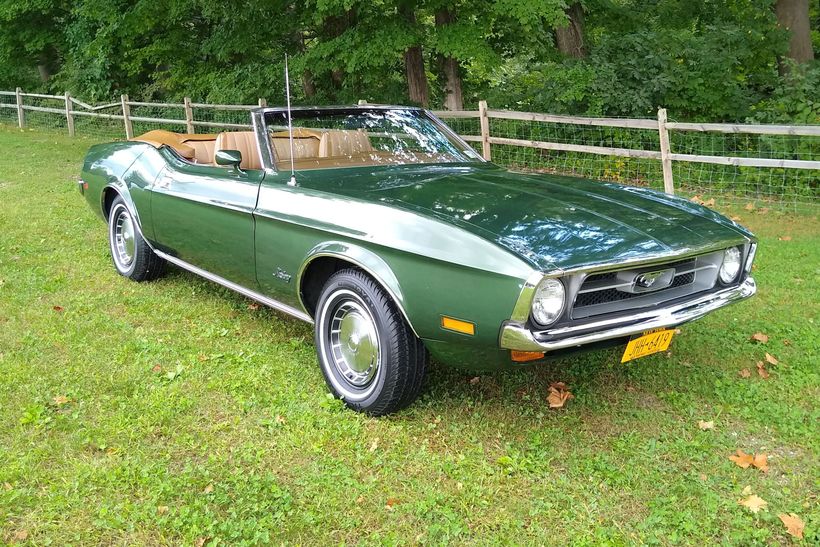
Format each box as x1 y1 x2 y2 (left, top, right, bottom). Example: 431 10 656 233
758 207 770 215
783 339 792 346
203 484 214 495
52 395 70 406
52 305 64 312
13 530 29 542
194 537 209 547
469 376 480 385
703 198 715 207
752 453 769 473
157 505 169 515
729 449 755 469
547 382 574 409
756 361 770 379
369 438 379 452
744 202 755 211
779 235 792 241
738 494 768 513
765 352 779 366
778 513 804 539
750 332 769 344
698 420 715 430
247 302 260 311
385 497 400 510
730 215 742 222
690 195 703 204
739 368 752 378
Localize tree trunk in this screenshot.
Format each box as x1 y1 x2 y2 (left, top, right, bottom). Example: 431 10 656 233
555 2 587 59
435 9 463 111
302 69 316 98
775 0 814 73
37 64 51 82
400 5 429 107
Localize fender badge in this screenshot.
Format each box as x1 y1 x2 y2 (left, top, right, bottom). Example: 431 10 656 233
274 268 292 283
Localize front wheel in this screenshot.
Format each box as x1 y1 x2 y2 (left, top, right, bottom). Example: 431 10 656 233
314 269 427 415
108 196 165 282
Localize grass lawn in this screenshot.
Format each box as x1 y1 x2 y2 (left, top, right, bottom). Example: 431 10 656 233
0 124 817 545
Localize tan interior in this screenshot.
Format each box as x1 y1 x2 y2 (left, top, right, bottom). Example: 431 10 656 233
132 128 388 171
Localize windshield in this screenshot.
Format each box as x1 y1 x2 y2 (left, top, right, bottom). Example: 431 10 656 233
264 108 482 171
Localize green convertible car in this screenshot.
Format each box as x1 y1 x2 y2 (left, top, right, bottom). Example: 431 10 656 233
79 105 757 415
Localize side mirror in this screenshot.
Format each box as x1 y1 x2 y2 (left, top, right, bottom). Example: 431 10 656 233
215 149 243 170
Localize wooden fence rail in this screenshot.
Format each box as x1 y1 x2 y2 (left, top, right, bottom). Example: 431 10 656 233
2 89 819 197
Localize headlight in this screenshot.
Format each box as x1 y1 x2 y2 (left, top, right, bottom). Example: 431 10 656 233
744 243 756 273
719 247 742 284
531 278 565 326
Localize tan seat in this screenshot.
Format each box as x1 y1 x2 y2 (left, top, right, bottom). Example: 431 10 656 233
132 130 217 163
319 130 374 157
184 140 216 164
213 131 262 170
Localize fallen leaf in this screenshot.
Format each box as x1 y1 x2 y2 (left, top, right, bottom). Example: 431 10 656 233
739 368 752 378
275 415 286 425
194 538 209 547
778 235 792 241
778 513 804 539
151 364 162 373
783 338 792 346
729 449 754 469
547 383 574 409
739 494 767 513
157 505 169 514
469 376 480 385
197 354 208 362
52 395 70 406
698 420 715 430
744 202 755 211
699 473 708 481
703 198 715 207
758 207 770 215
690 195 703 204
203 484 214 495
752 453 769 473
385 497 400 510
750 332 769 344
247 302 260 311
52 305 64 312
730 215 742 222
356 495 365 504
765 352 778 366
13 530 28 541
369 438 379 452
756 361 770 379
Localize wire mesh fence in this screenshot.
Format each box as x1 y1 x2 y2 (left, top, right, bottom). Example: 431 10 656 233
1 90 817 210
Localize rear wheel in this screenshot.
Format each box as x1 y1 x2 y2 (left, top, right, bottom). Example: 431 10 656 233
314 268 427 415
108 196 165 281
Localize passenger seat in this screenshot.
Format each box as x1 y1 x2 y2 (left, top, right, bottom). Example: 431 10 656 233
319 130 374 157
213 131 262 170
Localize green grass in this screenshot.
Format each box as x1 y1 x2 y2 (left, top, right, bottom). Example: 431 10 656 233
0 124 818 545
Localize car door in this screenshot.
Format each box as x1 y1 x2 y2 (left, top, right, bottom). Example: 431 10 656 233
150 153 263 289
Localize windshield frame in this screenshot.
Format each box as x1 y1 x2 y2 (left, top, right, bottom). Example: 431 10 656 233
257 106 485 174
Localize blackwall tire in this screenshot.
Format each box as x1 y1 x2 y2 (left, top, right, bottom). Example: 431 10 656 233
108 196 166 282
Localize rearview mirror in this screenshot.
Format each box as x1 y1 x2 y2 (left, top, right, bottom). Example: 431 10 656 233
215 149 243 170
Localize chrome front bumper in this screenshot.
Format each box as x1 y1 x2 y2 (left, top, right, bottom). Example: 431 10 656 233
499 277 756 352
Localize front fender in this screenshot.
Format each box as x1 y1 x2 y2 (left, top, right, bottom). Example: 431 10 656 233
297 241 416 335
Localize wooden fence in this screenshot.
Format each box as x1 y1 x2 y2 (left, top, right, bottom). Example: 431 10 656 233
1 89 819 199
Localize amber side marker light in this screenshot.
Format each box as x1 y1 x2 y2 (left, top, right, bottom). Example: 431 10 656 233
440 316 475 335
511 350 545 362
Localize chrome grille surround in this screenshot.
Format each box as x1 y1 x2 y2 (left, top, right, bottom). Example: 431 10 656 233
570 251 724 319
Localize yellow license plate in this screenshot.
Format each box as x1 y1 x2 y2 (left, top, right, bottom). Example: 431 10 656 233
621 329 675 363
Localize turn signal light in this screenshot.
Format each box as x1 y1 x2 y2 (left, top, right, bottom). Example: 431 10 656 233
440 316 475 335
511 350 545 362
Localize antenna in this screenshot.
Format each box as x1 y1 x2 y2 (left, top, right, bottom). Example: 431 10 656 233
284 54 297 186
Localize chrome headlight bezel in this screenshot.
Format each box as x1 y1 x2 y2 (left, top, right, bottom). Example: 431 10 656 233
744 243 757 274
719 246 742 284
530 277 566 327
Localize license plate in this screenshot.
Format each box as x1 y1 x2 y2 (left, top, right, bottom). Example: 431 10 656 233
621 328 674 363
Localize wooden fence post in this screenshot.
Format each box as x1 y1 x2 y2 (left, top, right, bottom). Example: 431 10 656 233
657 108 675 195
478 100 491 161
183 97 194 134
121 94 133 139
64 92 75 137
15 87 24 128
258 98 267 107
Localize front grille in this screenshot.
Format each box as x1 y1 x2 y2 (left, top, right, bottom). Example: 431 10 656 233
570 253 721 320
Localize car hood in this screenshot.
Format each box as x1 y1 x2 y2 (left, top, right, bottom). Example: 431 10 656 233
300 164 752 272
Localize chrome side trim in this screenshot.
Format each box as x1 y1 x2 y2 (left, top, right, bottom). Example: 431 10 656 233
508 271 546 322
499 277 756 352
155 250 314 324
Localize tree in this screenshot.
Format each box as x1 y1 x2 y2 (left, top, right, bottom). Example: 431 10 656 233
399 2 429 107
555 2 587 58
434 7 463 110
774 0 814 72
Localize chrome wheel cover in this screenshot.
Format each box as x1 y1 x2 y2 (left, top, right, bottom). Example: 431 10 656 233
319 289 382 400
110 204 136 271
